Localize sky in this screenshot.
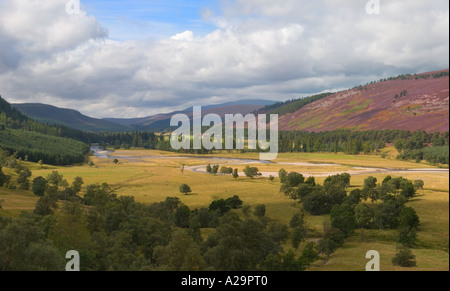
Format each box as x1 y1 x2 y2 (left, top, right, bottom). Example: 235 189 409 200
0 0 448 118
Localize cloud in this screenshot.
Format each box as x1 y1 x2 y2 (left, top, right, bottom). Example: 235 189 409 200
0 0 448 118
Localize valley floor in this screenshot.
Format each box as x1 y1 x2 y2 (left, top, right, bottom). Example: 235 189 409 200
1 149 448 271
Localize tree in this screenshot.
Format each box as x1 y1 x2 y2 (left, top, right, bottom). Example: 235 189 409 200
0 215 65 271
72 177 84 195
324 173 351 189
16 167 32 190
34 196 58 216
32 177 47 197
269 175 275 182
364 176 378 189
285 172 304 188
196 208 211 228
280 250 304 271
290 210 305 229
344 189 362 206
326 185 347 207
38 160 44 168
113 159 119 164
83 183 116 210
254 204 266 218
244 166 260 179
225 195 243 209
232 169 239 180
47 171 64 187
305 176 316 186
220 167 233 175
267 222 289 244
0 166 7 187
211 165 219 175
179 184 192 195
374 201 399 230
206 164 212 173
397 227 417 247
209 199 231 215
330 204 356 238
175 205 191 228
278 169 287 183
398 207 420 230
291 227 305 249
414 180 424 193
298 242 319 268
318 228 345 261
296 184 315 201
354 203 374 241
400 181 416 199
302 190 331 215
392 247 417 267
153 230 206 271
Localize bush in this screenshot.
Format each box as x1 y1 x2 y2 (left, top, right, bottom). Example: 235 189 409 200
254 204 266 218
32 177 47 197
392 247 417 267
302 190 331 215
285 172 305 187
179 184 192 195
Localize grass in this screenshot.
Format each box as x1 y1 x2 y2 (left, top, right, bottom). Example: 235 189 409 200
342 99 373 115
1 149 448 271
0 189 38 217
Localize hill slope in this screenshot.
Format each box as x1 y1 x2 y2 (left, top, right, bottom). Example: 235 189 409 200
278 70 449 133
1 96 90 165
12 103 129 132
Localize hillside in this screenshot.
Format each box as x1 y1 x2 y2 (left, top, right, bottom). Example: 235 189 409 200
278 70 449 133
0 96 90 165
12 103 129 132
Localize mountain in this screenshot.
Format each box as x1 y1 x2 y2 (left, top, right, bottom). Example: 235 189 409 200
103 99 277 131
276 69 449 133
12 103 129 132
12 100 275 132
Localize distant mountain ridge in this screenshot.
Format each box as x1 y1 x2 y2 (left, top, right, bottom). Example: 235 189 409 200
12 103 129 132
13 99 277 132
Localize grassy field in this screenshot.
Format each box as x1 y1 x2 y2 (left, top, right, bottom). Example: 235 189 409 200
1 149 448 271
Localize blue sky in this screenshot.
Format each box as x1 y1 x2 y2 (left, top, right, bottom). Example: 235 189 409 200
83 0 221 40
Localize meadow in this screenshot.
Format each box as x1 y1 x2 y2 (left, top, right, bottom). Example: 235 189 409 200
0 149 448 271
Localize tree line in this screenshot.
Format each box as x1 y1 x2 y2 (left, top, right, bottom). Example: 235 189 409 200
278 129 449 165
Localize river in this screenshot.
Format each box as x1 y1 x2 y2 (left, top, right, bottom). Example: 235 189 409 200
90 146 449 177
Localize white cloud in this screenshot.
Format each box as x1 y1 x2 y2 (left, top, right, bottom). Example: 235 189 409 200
0 0 448 118
171 30 195 41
